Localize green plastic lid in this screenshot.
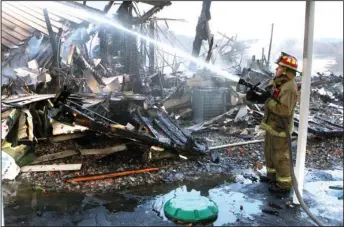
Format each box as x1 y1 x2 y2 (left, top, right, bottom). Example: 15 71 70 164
164 195 218 224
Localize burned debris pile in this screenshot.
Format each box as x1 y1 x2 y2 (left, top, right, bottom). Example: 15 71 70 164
1 1 210 185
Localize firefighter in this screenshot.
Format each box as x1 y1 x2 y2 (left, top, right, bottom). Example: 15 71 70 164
263 53 299 193
247 52 299 193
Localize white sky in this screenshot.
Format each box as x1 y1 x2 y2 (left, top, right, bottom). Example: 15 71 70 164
84 1 343 41
83 1 343 41
136 1 343 41
82 1 343 73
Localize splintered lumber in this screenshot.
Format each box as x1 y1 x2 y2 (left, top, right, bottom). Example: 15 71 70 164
17 112 28 140
50 133 87 142
66 167 159 183
79 144 127 156
52 121 88 135
32 150 78 164
21 164 82 172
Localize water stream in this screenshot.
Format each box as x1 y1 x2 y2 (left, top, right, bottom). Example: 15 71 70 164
27 1 240 82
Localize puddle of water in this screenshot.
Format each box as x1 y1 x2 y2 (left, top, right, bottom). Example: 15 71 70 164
303 180 343 223
3 169 343 226
152 184 262 225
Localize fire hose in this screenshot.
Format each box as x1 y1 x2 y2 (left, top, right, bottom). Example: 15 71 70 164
238 78 324 226
281 117 324 226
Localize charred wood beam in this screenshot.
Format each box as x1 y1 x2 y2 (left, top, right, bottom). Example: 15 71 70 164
59 103 179 151
103 1 114 13
50 90 206 153
117 1 133 24
43 8 58 67
99 27 108 66
56 28 63 68
132 5 168 25
190 0 212 70
205 36 214 63
140 24 147 67
148 20 155 74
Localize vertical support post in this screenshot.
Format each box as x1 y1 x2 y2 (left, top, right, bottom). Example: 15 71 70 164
140 24 147 68
267 23 274 66
149 20 155 74
103 1 114 13
293 1 315 204
43 8 57 67
2 192 4 226
99 27 108 66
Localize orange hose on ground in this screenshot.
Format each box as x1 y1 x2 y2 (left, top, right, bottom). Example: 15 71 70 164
66 167 159 183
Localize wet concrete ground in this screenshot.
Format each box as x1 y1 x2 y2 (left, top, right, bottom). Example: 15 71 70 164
4 168 343 226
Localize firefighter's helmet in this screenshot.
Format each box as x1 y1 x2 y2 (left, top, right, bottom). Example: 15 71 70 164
275 52 299 72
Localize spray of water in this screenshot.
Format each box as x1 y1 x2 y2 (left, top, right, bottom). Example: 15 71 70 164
29 1 240 82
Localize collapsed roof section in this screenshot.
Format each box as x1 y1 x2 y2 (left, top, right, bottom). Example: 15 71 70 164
1 1 171 50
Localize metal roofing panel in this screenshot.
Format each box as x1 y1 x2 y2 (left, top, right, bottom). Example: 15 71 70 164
5 1 64 29
2 8 49 35
1 31 25 46
3 2 59 33
1 1 103 49
2 19 33 38
15 2 67 24
2 11 37 33
1 25 28 42
18 1 85 24
2 38 19 49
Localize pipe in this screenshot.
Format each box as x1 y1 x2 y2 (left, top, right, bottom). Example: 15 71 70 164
209 139 265 150
2 192 4 226
293 0 315 204
66 168 159 183
267 23 274 66
208 136 298 151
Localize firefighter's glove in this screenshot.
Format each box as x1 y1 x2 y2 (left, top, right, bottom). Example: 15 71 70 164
246 89 270 104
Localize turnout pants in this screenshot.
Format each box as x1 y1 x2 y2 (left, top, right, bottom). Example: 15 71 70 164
264 132 292 189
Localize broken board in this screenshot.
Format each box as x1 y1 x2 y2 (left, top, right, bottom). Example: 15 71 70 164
51 133 87 142
21 164 82 172
52 121 89 135
32 150 78 164
79 144 127 156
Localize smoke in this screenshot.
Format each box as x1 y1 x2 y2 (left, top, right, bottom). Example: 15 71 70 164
34 1 240 82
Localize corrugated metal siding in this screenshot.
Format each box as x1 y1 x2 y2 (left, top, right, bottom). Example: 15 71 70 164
1 1 89 49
